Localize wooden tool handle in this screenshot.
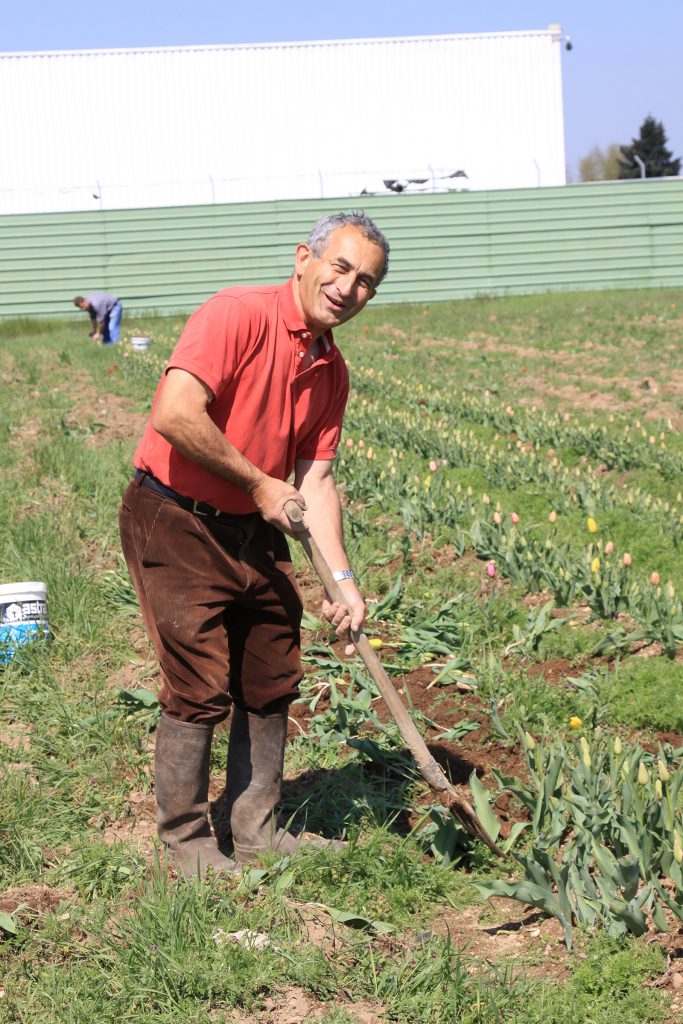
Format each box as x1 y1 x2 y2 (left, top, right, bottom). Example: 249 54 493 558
283 499 502 855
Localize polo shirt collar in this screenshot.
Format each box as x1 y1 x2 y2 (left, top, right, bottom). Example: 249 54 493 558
279 278 334 353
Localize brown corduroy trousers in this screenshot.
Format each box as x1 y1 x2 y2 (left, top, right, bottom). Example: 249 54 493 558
119 476 303 724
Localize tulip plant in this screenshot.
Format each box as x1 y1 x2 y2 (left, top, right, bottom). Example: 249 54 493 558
474 730 683 948
339 426 683 655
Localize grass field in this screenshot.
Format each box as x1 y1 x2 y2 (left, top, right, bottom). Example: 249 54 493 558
1 288 683 1023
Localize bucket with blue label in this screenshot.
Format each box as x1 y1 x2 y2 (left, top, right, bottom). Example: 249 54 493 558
0 582 49 662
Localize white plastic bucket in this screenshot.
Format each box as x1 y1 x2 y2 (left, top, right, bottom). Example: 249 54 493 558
0 582 49 661
130 336 150 352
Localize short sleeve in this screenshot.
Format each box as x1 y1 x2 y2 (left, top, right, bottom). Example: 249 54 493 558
296 365 349 461
166 294 254 398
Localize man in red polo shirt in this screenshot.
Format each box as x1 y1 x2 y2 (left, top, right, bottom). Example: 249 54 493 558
119 211 389 875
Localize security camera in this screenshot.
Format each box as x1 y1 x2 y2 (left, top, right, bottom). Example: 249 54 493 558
565 37 573 51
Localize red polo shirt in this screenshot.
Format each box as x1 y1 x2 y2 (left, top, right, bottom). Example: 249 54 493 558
133 279 349 514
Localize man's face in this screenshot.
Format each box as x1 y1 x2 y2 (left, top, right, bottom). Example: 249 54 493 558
294 226 385 337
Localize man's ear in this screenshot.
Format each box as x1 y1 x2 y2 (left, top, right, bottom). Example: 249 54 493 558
294 242 313 277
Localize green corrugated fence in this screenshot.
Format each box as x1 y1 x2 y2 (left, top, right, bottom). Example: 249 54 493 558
1 178 682 318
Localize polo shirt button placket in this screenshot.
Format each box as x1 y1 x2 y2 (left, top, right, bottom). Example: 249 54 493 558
296 329 312 370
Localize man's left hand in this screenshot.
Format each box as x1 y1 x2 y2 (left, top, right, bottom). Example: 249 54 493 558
322 580 366 656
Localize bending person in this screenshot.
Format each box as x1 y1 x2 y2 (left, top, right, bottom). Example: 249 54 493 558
73 292 123 344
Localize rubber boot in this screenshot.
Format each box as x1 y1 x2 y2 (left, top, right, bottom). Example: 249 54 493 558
155 713 240 877
226 706 345 863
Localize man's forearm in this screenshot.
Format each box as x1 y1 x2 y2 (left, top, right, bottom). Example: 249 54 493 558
154 409 265 495
296 470 349 573
295 462 365 639
151 369 305 529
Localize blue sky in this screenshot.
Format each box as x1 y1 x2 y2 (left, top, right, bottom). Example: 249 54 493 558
5 0 681 179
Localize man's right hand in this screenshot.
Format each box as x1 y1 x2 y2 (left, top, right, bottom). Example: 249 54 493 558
249 476 307 535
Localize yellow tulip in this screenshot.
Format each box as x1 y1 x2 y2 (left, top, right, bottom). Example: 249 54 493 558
591 557 600 574
524 732 536 750
368 638 384 651
675 831 683 865
655 779 663 799
587 517 598 533
569 716 582 730
658 759 670 783
637 762 649 786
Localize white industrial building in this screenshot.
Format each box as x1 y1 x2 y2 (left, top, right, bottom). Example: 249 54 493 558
0 28 568 215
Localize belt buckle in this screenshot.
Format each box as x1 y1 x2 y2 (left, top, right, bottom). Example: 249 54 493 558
192 499 221 518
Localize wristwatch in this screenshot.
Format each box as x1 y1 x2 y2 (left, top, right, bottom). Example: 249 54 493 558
332 569 355 582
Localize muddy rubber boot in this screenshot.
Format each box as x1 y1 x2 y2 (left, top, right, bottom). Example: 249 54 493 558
226 705 345 863
155 713 240 877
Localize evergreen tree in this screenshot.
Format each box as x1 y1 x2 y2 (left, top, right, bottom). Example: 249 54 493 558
618 115 681 179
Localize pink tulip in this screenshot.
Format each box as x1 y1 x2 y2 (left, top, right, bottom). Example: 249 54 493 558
604 541 614 555
493 511 502 526
623 553 632 567
486 561 497 578
428 460 438 472
650 571 661 585
511 512 520 524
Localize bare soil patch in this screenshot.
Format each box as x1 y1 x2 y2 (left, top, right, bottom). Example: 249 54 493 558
107 657 160 696
0 883 71 919
433 899 569 978
0 721 33 753
63 388 148 448
99 789 158 858
216 987 386 1023
520 370 683 425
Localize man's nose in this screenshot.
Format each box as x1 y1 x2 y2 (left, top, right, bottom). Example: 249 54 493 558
336 273 355 298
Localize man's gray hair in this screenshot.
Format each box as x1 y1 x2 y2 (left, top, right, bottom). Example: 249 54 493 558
307 211 390 284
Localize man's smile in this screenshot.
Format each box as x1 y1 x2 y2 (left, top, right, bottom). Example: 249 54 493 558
323 292 346 312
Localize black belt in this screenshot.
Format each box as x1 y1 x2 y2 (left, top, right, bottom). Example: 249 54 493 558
136 470 242 522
